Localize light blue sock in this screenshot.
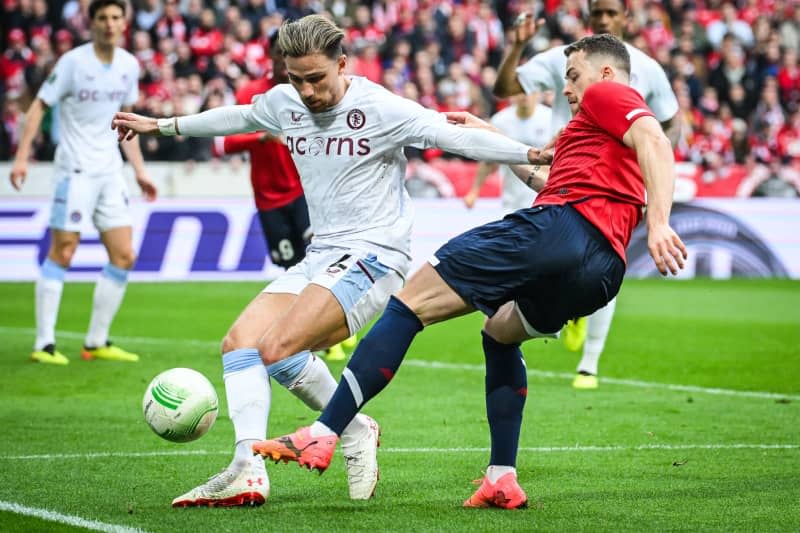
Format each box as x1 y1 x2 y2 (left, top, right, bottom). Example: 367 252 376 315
267 350 312 387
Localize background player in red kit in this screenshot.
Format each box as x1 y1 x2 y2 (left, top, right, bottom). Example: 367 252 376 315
214 30 310 270
255 34 688 509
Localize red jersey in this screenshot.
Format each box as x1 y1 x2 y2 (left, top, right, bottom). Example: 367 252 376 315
535 81 655 262
217 78 303 211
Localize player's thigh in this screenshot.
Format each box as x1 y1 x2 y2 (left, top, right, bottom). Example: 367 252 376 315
483 301 532 344
397 262 474 326
93 171 133 233
49 170 94 234
309 249 404 337
224 290 297 352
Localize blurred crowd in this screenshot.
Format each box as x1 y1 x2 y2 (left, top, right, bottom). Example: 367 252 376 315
1 0 799 196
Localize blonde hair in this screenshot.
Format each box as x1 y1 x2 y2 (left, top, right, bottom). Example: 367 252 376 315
277 15 345 59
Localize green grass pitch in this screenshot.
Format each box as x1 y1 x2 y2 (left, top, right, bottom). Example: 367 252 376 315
0 279 798 532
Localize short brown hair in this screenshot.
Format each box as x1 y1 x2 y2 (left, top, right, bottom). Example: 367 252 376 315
564 34 631 76
277 15 345 59
89 0 126 19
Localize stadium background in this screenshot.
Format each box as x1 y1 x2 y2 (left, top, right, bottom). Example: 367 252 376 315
0 3 798 531
1 0 799 281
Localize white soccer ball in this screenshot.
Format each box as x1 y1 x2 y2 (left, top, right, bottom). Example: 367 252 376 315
142 368 219 443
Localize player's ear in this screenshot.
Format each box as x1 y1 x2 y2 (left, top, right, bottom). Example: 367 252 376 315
601 65 614 81
338 54 347 74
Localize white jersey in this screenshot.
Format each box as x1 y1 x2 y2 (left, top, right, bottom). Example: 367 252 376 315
490 103 552 210
248 76 508 275
38 43 139 175
516 42 678 131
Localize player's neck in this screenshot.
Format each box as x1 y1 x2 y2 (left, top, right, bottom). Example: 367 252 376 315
92 41 116 64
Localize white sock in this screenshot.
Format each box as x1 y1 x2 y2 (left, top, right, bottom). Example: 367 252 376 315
486 465 516 483
34 260 66 350
232 440 263 468
85 264 129 347
224 364 271 445
576 297 617 376
285 354 368 447
309 421 336 438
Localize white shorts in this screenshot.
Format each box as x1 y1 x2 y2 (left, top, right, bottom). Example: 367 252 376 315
49 169 132 233
265 247 404 334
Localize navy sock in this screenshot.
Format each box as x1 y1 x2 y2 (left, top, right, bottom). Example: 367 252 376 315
482 331 527 467
319 296 423 435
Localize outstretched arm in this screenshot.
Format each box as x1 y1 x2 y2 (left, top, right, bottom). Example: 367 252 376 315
112 104 260 142
442 111 553 165
623 115 687 276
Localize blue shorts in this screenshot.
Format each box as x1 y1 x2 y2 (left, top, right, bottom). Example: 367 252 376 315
432 204 625 334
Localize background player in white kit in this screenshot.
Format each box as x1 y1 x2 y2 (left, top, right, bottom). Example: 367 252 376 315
112 14 547 507
494 0 680 389
463 93 552 212
9 0 156 366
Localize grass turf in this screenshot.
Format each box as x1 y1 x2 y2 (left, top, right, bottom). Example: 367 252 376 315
0 279 798 532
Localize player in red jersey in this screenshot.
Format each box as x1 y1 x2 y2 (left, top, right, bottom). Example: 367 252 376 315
254 34 687 508
215 31 309 269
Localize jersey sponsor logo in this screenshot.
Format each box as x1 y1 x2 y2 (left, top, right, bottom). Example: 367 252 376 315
284 135 371 156
78 89 128 102
291 111 304 123
346 109 366 130
47 72 57 84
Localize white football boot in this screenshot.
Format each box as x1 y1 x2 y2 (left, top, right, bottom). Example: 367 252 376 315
342 414 381 500
172 457 269 507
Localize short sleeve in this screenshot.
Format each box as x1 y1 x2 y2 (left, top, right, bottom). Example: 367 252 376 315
37 55 72 106
123 60 140 107
580 82 655 140
248 88 283 135
516 48 561 94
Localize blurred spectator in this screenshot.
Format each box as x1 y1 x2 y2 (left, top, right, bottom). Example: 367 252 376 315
708 44 759 114
348 43 383 83
189 8 222 58
0 29 36 99
136 0 162 32
707 3 754 50
777 47 800 111
153 0 186 43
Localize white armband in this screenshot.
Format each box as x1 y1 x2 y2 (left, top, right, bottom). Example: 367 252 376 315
157 117 179 137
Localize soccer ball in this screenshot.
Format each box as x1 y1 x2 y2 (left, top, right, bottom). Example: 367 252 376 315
142 368 219 443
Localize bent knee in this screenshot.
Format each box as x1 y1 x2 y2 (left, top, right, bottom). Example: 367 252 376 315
257 335 294 365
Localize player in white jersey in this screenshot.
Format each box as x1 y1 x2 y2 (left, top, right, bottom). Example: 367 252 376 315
493 0 680 389
9 0 156 366
111 15 547 507
463 93 552 212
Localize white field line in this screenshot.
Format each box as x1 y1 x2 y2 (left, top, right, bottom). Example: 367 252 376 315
1 326 798 401
0 500 148 533
1 443 797 461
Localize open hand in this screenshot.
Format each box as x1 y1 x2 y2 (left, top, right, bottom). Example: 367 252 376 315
112 112 159 142
647 223 688 276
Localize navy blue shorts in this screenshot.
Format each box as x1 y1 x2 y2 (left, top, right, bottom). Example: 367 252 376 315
432 204 625 334
258 195 311 269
